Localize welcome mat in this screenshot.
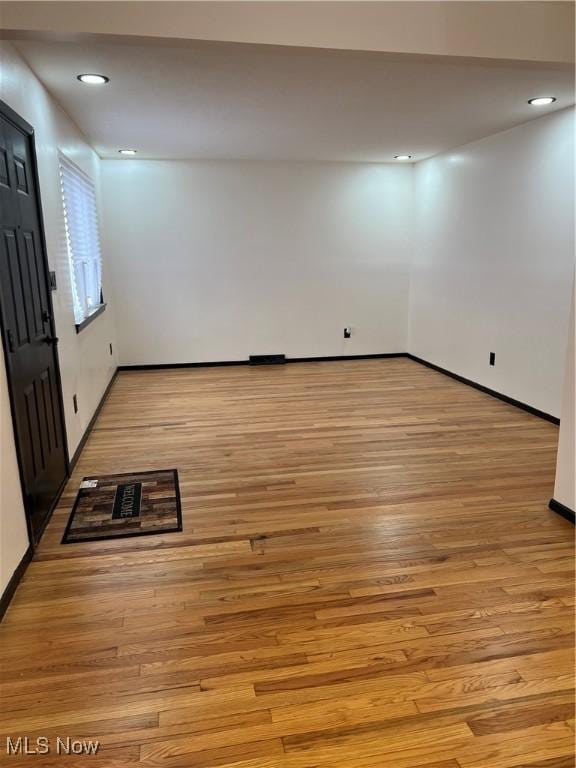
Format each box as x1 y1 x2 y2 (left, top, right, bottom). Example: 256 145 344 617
62 469 182 544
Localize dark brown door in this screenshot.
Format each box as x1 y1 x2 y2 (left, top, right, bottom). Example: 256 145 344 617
0 106 68 543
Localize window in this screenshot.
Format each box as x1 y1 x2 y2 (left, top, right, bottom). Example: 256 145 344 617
58 153 104 329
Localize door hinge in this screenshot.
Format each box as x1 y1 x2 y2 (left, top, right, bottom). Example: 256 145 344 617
6 329 15 352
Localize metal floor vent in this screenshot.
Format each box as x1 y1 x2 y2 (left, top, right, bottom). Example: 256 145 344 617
249 354 286 365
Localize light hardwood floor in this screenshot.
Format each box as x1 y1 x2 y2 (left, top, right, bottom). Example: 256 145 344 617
1 358 574 767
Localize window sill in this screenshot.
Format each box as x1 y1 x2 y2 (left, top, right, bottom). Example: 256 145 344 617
75 303 107 334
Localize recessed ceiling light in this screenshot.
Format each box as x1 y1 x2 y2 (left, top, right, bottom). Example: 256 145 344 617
528 97 556 106
77 73 109 85
394 155 412 161
118 149 137 155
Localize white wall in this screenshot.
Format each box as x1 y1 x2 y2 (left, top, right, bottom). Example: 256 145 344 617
409 108 575 418
554 289 575 511
0 43 117 593
102 160 413 364
0 343 29 591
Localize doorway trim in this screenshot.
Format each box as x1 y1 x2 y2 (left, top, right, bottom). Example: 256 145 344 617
0 99 70 548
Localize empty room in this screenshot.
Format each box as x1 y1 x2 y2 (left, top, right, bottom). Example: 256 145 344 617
0 1 575 766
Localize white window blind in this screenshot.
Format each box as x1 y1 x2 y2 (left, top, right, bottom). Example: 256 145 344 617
58 154 103 325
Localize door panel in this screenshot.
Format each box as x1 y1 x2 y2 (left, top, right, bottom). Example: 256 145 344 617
0 109 67 542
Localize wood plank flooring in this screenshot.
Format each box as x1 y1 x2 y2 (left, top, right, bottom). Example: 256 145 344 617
1 358 574 767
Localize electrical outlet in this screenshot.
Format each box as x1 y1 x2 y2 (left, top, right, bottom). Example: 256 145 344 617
344 327 352 339
489 352 496 366
73 394 78 413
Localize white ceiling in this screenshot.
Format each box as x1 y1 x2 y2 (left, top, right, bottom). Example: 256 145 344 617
6 1 574 64
15 37 574 162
